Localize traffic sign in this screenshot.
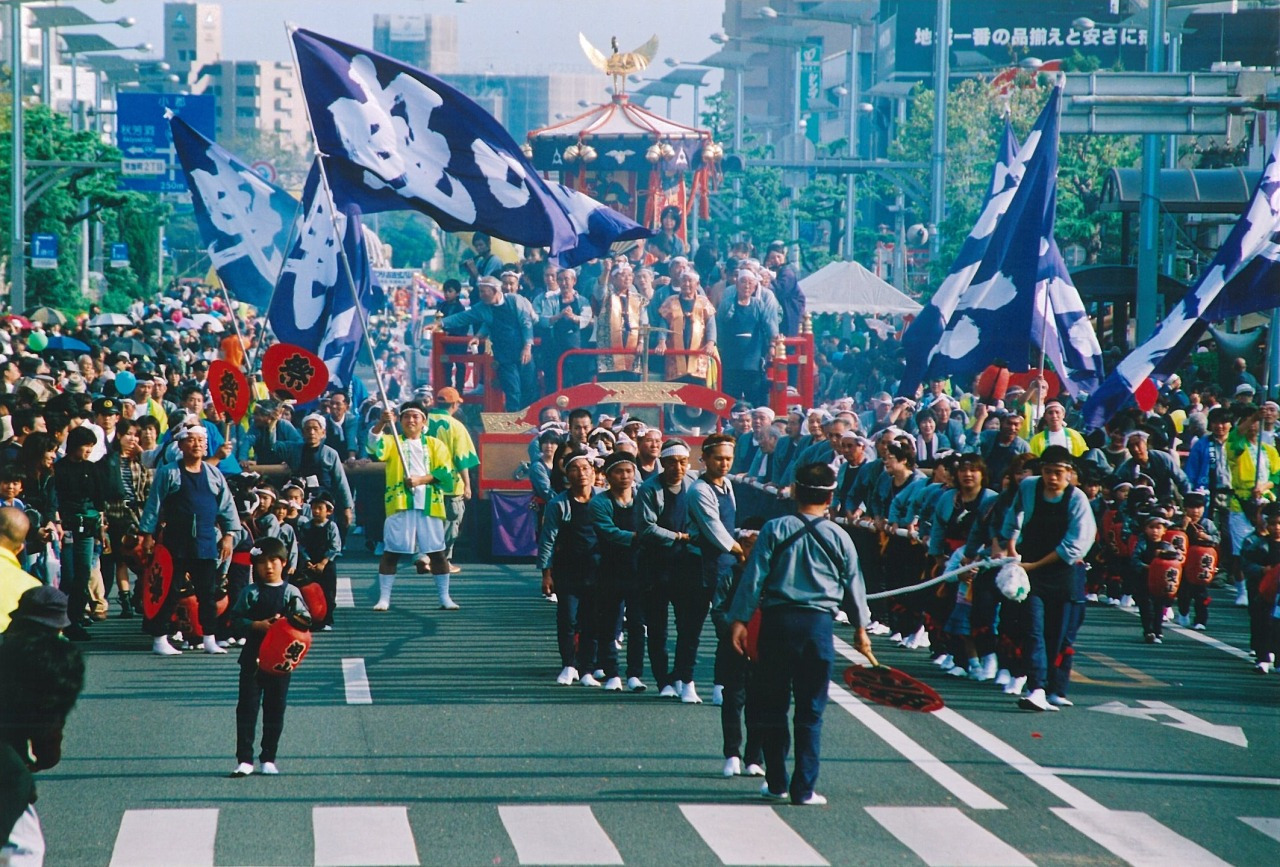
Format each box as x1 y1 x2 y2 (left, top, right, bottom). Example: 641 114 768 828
31 233 58 269
110 243 130 269
116 92 215 193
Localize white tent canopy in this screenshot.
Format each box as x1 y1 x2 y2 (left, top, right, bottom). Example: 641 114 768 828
798 260 923 316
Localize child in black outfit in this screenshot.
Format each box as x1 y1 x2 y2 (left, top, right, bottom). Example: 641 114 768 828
229 537 310 777
297 494 342 631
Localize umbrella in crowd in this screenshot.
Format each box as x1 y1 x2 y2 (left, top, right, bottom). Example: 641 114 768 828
110 337 156 358
44 335 92 353
25 306 67 325
87 312 133 327
190 313 225 332
3 314 33 329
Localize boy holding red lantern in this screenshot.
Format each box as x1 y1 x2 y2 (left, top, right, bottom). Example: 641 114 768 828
228 537 311 777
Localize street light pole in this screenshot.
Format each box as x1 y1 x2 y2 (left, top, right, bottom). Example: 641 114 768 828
929 0 950 263
10 2 25 312
1136 0 1167 342
843 24 859 261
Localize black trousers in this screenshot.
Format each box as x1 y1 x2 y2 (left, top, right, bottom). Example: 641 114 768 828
236 664 290 764
145 558 219 637
715 622 763 764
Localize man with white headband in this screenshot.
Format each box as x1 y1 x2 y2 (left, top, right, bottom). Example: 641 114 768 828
1028 401 1087 457
275 413 354 534
637 438 700 697
726 461 872 804
368 401 456 611
138 422 243 656
1115 429 1189 502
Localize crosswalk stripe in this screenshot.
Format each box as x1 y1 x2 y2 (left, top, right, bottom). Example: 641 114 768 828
1239 817 1280 843
342 657 373 704
336 576 354 608
679 804 828 866
109 808 218 867
1052 808 1231 866
865 807 1034 866
498 805 623 865
826 679 1006 810
312 806 419 866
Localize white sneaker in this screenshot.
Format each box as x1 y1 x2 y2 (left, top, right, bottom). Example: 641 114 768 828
556 666 578 686
658 684 678 698
603 676 623 691
626 677 647 692
1085 593 1099 603
902 630 918 649
673 679 685 695
794 792 828 806
1048 694 1074 707
231 762 254 777
744 763 765 777
152 636 182 657
1018 688 1058 712
868 621 891 636
321 625 333 632
966 660 985 679
1107 596 1121 607
889 632 904 645
711 684 724 706
1098 594 1111 605
979 654 999 681
932 653 954 668
372 599 390 611
1119 595 1135 608
202 635 227 655
1235 584 1249 606
1256 661 1273 674
681 681 702 704
216 638 232 648
546 593 558 603
834 610 850 624
260 761 279 775
439 599 460 611
908 627 930 650
1193 623 1207 631
723 756 742 777
593 669 606 680
994 668 1011 687
760 782 788 801
579 673 601 687
946 664 969 678
1003 675 1028 696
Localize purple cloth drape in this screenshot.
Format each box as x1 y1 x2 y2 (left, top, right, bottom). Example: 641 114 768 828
490 492 538 557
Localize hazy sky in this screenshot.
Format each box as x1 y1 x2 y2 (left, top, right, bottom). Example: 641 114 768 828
95 0 727 124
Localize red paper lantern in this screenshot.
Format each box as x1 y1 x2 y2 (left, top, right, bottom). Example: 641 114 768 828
263 343 329 404
258 619 312 675
208 360 250 423
975 364 1011 402
140 544 174 621
1185 545 1218 586
299 582 327 625
1146 554 1182 598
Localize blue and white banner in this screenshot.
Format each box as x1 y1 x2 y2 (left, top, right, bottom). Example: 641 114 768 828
289 28 650 263
1082 136 1280 428
924 88 1100 390
170 114 299 309
267 160 372 389
898 119 1023 396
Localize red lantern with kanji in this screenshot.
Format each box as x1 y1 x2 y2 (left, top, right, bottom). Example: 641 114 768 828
258 618 313 675
140 544 174 621
264 343 329 404
208 360 250 422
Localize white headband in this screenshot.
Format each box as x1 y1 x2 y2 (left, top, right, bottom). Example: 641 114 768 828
301 413 327 428
565 453 594 468
660 443 690 459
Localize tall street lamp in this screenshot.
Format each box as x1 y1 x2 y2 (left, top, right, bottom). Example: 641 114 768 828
26 3 133 108
59 31 150 131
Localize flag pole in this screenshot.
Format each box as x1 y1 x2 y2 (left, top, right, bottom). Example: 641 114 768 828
285 23 409 472
1033 282 1050 429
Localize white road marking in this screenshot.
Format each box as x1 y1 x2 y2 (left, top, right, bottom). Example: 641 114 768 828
679 804 828 866
1240 816 1280 843
342 658 373 705
1052 808 1231 866
110 809 218 867
335 576 354 608
865 806 1035 866
1088 700 1247 747
499 805 623 865
1117 606 1253 661
832 636 1005 810
1043 767 1280 787
312 806 419 866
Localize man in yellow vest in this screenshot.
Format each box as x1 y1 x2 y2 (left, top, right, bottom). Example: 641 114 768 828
368 402 456 611
0 507 40 632
1028 402 1088 457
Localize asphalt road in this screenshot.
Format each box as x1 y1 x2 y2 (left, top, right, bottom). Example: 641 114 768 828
33 552 1280 867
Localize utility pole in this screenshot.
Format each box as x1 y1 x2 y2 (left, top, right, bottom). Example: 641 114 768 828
1136 0 1167 342
10 3 26 312
929 0 950 263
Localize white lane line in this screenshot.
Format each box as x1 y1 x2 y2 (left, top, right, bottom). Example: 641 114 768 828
342 658 373 705
1240 817 1280 843
1052 808 1231 866
679 805 828 866
1043 767 1280 787
866 806 1035 867
313 806 419 866
1116 606 1253 661
498 805 623 865
832 637 1005 810
110 809 218 867
335 576 354 608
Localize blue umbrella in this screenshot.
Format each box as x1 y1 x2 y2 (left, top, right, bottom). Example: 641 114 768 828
44 335 92 353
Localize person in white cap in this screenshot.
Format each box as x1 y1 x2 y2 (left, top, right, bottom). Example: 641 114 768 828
1028 401 1088 457
368 402 457 611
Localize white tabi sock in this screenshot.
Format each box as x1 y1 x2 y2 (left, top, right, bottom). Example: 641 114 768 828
375 573 396 609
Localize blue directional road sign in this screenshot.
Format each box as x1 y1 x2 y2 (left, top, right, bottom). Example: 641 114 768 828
31 233 58 269
116 92 216 194
109 242 130 268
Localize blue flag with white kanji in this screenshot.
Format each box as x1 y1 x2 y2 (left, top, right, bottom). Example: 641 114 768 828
170 115 299 309
289 28 650 263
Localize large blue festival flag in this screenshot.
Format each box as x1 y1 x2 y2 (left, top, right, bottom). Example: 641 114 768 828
289 28 650 261
924 88 1066 385
1034 236 1105 396
898 119 1022 397
1082 136 1280 428
267 160 372 389
169 115 299 309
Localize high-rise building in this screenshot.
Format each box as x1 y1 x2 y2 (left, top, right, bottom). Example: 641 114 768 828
164 2 222 86
372 14 458 73
447 73 604 142
193 60 310 152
